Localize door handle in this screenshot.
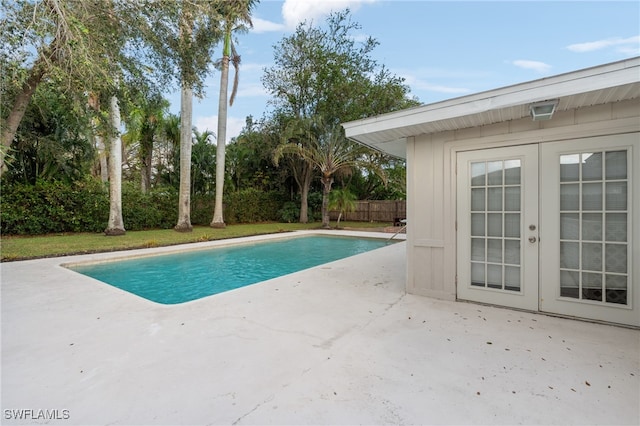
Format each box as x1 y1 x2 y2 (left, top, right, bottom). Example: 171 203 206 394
528 236 537 243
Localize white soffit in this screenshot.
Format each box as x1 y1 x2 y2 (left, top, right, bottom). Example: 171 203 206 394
343 57 640 158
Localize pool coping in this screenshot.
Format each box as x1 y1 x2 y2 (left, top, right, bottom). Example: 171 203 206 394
59 229 404 268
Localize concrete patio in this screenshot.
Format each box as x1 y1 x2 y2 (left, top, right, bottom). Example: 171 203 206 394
1 231 639 425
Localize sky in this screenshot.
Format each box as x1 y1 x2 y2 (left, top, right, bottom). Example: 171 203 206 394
167 0 640 143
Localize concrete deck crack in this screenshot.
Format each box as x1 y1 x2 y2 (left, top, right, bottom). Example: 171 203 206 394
231 394 275 425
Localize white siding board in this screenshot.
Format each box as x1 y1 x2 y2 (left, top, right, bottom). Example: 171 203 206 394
480 121 510 137
575 103 612 124
612 98 640 119
540 109 575 129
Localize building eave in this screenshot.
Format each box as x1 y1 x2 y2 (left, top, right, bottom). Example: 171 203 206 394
343 57 640 159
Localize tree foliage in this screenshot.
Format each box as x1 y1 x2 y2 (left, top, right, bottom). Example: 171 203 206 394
1 5 416 235
328 188 357 228
263 9 417 224
0 0 157 171
263 9 419 124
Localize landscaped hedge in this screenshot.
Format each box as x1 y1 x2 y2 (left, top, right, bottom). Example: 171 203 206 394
1 179 295 235
223 188 288 224
121 183 179 230
1 178 109 234
188 189 287 225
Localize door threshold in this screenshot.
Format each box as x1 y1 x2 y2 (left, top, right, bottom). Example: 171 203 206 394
455 298 639 330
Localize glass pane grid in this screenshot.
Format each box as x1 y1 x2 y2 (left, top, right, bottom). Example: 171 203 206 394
559 150 629 305
469 160 521 293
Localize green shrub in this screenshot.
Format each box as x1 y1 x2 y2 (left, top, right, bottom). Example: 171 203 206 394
1 179 294 235
122 183 179 230
1 178 109 235
151 187 180 228
67 178 110 232
278 201 300 223
224 189 285 224
190 194 215 226
307 192 323 222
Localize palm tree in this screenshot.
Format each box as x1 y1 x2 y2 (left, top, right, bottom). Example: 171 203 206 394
191 128 216 195
329 188 357 228
122 92 168 193
211 0 255 229
154 113 180 187
275 120 387 228
273 116 319 223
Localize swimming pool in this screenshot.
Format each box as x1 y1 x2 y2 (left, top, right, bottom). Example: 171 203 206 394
68 235 393 304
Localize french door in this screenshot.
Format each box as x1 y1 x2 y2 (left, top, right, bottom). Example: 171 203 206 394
457 145 539 311
539 135 637 326
457 135 638 326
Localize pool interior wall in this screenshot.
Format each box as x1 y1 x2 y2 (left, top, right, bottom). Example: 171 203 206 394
66 233 398 304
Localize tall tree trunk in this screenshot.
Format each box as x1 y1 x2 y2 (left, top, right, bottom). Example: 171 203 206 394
1 54 50 175
299 164 312 223
175 82 193 232
105 95 125 236
140 131 153 193
321 175 333 229
211 55 230 228
96 135 109 183
140 157 151 193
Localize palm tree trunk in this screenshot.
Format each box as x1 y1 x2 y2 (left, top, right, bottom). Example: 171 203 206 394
321 175 333 228
140 155 152 193
140 131 153 193
104 95 125 236
211 56 230 228
175 82 193 232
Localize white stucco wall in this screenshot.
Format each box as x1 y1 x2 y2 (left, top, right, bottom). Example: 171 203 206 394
405 97 640 300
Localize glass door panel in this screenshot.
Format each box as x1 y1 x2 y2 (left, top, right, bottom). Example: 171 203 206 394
469 159 522 292
457 145 538 311
540 134 638 327
558 150 629 305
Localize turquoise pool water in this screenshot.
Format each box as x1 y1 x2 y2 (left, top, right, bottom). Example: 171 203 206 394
69 235 391 304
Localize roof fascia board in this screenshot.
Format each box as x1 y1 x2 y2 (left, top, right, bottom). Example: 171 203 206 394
344 57 640 139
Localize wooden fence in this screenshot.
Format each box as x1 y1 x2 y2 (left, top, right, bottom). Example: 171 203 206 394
329 200 406 224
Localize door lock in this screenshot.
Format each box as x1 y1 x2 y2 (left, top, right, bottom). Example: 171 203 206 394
528 236 537 243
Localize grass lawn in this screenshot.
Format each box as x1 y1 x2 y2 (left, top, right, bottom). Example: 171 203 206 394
0 221 392 261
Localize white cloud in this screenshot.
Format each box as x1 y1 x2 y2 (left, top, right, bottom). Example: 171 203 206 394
401 73 471 95
240 62 269 75
566 35 640 53
511 60 552 74
194 115 247 144
282 0 377 29
252 17 285 33
617 44 640 56
236 83 269 98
